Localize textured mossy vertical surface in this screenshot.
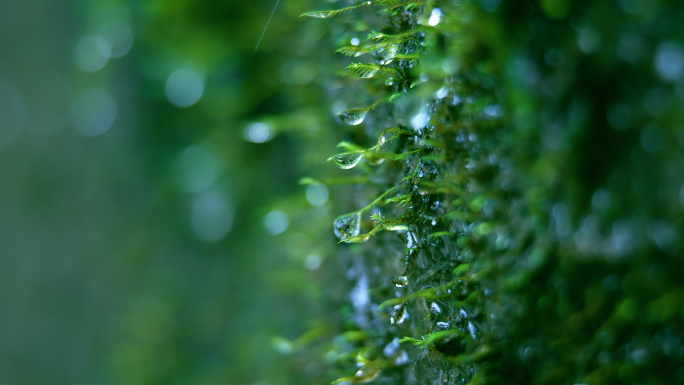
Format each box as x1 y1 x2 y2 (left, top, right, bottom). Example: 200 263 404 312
303 1 684 384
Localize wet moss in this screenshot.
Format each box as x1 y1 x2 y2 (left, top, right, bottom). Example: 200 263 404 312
303 0 684 384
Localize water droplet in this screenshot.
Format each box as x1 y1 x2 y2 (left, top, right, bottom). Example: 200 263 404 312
333 211 361 240
302 11 333 18
383 337 401 357
377 135 387 148
351 37 360 46
411 110 429 130
468 321 479 339
337 108 368 125
435 321 450 330
430 302 442 315
392 275 408 287
391 304 408 325
394 350 409 365
347 63 379 78
329 152 364 169
428 8 442 26
484 104 503 117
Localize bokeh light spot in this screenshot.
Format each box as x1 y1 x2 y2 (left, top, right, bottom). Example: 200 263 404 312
654 41 684 82
70 89 117 137
263 210 289 235
245 122 271 143
165 69 204 108
304 254 322 270
190 190 233 242
305 183 329 206
99 20 134 58
74 35 111 72
0 80 26 150
175 144 221 193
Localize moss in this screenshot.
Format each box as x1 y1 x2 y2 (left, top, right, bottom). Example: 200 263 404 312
303 0 684 384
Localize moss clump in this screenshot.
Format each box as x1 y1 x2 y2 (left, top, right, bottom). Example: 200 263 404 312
304 0 684 384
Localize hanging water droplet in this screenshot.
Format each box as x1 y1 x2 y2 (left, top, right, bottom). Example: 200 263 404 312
329 152 364 169
392 275 408 287
301 11 333 18
431 302 442 315
468 321 480 339
337 108 368 125
428 8 443 26
377 135 387 148
391 303 408 325
333 211 361 240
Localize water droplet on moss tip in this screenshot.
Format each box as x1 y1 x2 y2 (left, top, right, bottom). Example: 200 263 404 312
333 211 361 240
392 275 408 287
301 11 332 18
337 109 368 125
329 152 364 169
391 304 408 325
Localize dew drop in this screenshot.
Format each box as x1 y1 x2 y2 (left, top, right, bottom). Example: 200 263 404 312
435 321 450 330
337 108 368 125
333 211 361 240
392 275 408 287
391 304 408 325
329 152 364 169
302 11 333 18
428 8 443 26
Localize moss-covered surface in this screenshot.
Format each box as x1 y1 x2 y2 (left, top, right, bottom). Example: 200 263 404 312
303 1 684 384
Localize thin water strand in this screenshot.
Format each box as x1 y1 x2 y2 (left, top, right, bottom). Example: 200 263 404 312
254 0 281 51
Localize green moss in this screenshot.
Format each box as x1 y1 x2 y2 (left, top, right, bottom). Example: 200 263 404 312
303 0 684 384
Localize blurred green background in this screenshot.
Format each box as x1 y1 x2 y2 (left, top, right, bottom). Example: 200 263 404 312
0 0 353 384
